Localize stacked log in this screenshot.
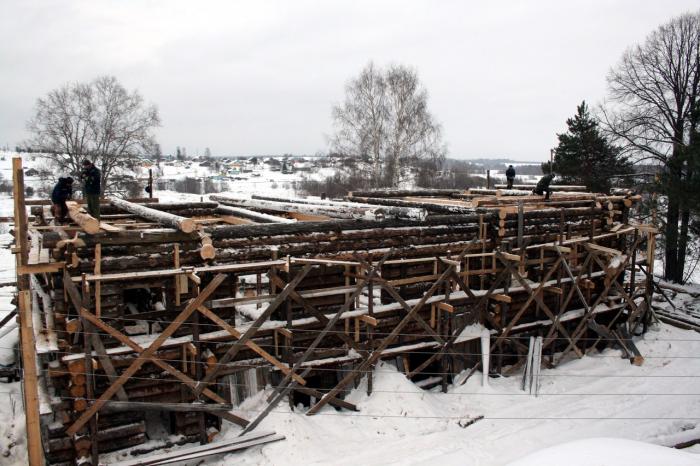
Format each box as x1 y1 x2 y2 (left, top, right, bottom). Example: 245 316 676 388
493 184 589 192
348 188 464 198
109 198 197 233
251 194 427 220
344 196 478 215
212 194 426 221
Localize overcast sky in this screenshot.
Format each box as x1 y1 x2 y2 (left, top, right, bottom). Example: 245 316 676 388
1 1 697 161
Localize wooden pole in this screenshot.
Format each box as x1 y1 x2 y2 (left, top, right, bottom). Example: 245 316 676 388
12 158 29 290
19 290 44 465
148 168 153 199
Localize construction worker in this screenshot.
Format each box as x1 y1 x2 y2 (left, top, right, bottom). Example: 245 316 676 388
533 173 555 200
50 177 73 224
81 159 101 219
505 165 516 189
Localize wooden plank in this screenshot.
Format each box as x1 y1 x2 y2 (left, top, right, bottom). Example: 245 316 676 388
99 221 123 232
103 401 234 413
73 260 287 282
24 197 159 206
437 302 455 313
490 294 512 303
18 290 43 466
359 315 379 326
197 305 306 385
91 332 128 401
586 243 622 256
500 252 521 262
67 274 230 435
18 262 65 275
111 431 282 466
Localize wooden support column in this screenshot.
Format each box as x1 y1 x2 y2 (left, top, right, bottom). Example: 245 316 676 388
192 304 207 444
367 266 374 396
13 158 29 290
19 290 44 466
94 244 101 317
80 273 99 464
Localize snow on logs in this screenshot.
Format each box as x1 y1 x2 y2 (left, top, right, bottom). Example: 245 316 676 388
348 188 464 198
108 198 216 260
109 198 197 233
215 204 296 224
211 194 426 221
250 194 427 220
493 184 588 192
66 201 100 234
344 196 478 215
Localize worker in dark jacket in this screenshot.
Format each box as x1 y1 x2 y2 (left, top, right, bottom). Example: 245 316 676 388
533 173 555 200
50 177 74 223
81 159 101 219
505 165 516 189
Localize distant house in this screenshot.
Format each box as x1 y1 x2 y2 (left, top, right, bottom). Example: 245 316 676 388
24 168 39 177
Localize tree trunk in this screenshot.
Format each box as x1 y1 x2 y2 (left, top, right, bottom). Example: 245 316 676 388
678 206 690 284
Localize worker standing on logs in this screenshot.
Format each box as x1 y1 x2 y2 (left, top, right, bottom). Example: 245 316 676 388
50 177 73 224
533 173 555 200
81 159 101 219
505 165 516 189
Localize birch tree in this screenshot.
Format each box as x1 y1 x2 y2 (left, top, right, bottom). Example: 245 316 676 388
331 62 445 186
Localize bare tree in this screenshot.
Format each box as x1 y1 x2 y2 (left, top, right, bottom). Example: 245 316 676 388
601 11 700 283
26 75 160 194
331 62 445 187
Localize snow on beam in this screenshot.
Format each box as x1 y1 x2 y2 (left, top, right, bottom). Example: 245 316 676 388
109 197 197 233
251 194 427 220
215 204 296 224
212 194 425 221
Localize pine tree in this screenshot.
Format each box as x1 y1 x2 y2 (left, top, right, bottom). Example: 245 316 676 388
547 101 631 193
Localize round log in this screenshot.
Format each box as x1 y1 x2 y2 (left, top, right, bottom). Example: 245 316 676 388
109 198 197 233
66 201 100 234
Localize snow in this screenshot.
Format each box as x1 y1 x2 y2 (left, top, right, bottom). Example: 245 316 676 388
206 323 700 465
507 437 699 466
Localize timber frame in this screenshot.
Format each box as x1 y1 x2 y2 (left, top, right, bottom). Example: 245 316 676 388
8 157 657 465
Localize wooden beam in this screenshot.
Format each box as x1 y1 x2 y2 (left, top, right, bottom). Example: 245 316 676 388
18 290 43 465
490 294 512 303
66 201 100 234
585 243 622 256
437 302 455 313
359 315 379 326
102 401 235 413
110 197 197 233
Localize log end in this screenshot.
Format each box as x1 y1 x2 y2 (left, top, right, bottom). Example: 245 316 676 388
200 243 216 260
179 219 197 234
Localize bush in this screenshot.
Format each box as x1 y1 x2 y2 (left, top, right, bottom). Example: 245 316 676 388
297 171 375 198
25 186 35 197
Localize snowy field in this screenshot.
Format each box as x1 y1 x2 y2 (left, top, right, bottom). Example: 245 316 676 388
192 322 700 465
1 152 700 464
